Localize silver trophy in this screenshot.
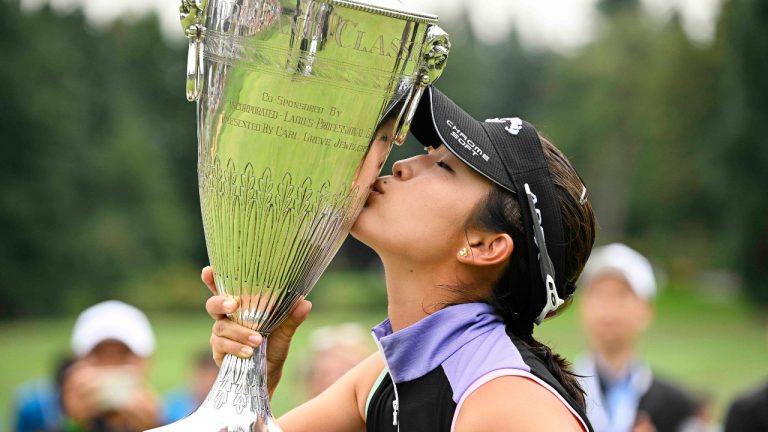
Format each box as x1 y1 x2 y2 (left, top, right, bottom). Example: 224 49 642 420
148 0 449 430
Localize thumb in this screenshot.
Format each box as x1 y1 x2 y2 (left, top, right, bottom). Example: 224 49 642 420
267 299 312 362
278 299 313 339
201 266 217 295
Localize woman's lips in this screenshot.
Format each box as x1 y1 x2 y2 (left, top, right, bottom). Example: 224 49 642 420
371 180 384 194
371 180 384 196
364 181 384 206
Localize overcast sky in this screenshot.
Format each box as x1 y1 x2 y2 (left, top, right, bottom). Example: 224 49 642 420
21 0 723 53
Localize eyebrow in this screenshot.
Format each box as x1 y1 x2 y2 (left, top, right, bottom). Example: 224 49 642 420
441 151 461 166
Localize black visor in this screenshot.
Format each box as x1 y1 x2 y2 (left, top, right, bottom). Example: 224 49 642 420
411 86 573 324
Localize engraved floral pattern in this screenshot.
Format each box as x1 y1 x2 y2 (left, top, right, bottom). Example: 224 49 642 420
198 157 357 335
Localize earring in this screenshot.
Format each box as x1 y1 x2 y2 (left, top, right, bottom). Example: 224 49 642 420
458 248 470 257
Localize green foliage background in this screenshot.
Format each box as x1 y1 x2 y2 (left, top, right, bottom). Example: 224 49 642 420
0 2 202 317
1 0 767 316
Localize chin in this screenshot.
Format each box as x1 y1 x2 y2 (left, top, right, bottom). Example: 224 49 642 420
350 210 372 243
350 210 387 254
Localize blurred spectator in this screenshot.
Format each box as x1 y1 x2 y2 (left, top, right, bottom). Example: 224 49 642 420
724 324 768 432
724 381 768 432
162 349 219 423
680 392 721 432
13 300 161 432
12 356 75 432
303 323 373 399
575 243 700 432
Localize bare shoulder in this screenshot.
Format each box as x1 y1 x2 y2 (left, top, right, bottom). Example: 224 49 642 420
454 375 584 432
349 352 385 417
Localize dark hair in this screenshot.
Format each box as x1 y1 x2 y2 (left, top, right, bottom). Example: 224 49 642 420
468 135 596 409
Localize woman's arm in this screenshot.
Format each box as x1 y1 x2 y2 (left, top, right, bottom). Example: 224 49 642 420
454 376 585 432
278 353 384 432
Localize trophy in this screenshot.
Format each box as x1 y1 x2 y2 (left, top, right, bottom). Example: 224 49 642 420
149 0 449 430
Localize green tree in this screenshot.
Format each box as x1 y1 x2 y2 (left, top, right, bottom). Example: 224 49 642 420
597 0 640 16
718 0 768 303
0 1 202 318
532 7 723 268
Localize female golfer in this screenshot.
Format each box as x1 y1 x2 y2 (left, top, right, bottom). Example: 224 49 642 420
204 86 596 431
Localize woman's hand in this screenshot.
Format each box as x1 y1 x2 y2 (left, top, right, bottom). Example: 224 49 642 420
202 266 312 398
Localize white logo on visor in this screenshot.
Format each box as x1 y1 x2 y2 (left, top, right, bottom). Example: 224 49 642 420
445 120 490 162
486 117 523 136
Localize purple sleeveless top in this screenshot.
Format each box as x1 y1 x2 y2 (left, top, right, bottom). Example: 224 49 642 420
367 302 591 431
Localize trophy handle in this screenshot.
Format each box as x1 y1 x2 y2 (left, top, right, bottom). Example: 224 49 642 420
185 35 204 102
394 25 451 144
180 0 208 102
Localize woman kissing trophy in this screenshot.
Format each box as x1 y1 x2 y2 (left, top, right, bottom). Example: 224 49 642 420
149 0 450 430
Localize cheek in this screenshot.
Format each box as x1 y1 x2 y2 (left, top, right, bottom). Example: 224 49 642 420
396 191 469 236
587 302 646 337
352 191 470 254
583 298 626 326
625 303 650 329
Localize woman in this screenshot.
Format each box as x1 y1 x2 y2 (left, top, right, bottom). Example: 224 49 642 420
204 86 596 431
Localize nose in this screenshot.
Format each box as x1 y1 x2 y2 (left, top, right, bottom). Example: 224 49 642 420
392 158 415 180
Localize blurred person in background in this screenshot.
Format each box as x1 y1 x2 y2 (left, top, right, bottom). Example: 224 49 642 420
302 323 373 400
13 300 162 432
723 323 768 432
689 392 721 432
575 243 700 432
162 349 219 423
12 356 76 432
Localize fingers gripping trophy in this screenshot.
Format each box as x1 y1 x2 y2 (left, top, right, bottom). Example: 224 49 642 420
150 0 450 430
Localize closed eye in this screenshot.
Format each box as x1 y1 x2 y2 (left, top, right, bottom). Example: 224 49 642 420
437 160 454 173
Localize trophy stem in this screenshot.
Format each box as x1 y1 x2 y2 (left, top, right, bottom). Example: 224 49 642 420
147 337 281 432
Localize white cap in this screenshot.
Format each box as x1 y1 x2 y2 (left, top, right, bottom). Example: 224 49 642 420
580 243 657 301
71 300 156 358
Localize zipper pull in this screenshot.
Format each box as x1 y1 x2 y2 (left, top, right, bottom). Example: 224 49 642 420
392 399 399 426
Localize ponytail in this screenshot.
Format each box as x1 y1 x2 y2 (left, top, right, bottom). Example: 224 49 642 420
513 333 586 409
489 251 586 409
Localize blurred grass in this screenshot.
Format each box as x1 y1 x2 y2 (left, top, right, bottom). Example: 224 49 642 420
1 273 766 429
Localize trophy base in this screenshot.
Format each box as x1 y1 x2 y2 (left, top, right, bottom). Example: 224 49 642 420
147 344 281 432
147 407 282 432
146 406 283 432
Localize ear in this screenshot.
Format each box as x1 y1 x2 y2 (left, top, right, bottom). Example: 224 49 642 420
457 230 514 267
